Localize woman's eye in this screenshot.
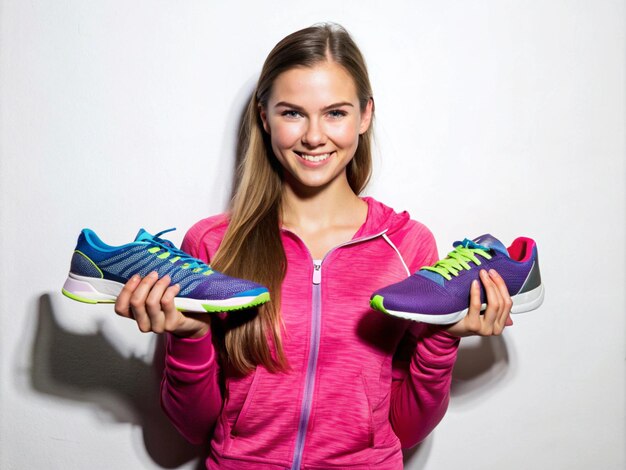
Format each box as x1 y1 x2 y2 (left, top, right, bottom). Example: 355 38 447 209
282 110 301 118
328 110 347 118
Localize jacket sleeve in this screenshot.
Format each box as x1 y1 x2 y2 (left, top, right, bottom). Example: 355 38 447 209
390 324 459 448
161 332 223 444
160 226 223 445
388 222 460 448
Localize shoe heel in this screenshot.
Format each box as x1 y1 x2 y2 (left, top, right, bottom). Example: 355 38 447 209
511 284 545 314
61 275 116 304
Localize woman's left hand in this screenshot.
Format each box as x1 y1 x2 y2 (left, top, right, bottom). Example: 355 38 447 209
445 269 513 337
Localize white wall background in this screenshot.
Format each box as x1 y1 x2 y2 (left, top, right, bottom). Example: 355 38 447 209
1 1 624 469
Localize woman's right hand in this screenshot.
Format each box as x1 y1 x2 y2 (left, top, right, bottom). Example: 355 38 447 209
114 271 211 339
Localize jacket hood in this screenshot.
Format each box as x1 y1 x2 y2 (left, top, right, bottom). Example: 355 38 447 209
359 197 412 238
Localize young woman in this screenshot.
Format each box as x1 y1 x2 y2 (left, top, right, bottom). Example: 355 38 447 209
114 23 512 470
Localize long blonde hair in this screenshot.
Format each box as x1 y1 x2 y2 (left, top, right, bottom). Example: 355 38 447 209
211 23 375 375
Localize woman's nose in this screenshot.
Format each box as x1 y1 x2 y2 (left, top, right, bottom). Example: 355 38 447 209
302 118 326 147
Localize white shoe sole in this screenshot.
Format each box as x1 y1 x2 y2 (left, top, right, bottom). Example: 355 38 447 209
378 284 545 325
61 273 269 313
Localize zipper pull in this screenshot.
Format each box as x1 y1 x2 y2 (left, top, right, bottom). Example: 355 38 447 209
312 261 321 285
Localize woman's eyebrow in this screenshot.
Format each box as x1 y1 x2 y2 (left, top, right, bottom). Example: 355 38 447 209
321 102 354 111
274 101 355 111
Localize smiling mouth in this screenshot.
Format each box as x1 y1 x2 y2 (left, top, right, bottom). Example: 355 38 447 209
295 152 333 163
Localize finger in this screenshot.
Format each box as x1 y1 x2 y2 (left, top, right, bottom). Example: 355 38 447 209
489 269 513 334
480 269 502 334
465 278 483 333
129 271 159 332
114 274 141 319
145 275 172 333
162 283 183 331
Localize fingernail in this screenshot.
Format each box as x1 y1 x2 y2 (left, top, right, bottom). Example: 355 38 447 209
489 269 497 276
130 274 140 282
472 280 479 288
149 271 158 278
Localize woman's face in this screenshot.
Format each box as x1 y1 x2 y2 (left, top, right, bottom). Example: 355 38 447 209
260 61 373 191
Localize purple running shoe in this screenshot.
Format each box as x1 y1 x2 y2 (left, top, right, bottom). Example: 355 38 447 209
370 234 544 325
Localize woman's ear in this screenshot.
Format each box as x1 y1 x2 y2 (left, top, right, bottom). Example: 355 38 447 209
359 98 374 134
259 105 270 134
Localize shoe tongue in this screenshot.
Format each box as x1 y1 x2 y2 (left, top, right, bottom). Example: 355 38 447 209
135 228 179 250
134 228 155 243
416 234 509 286
463 234 509 256
417 269 445 286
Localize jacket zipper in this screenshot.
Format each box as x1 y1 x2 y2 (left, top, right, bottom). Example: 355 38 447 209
291 260 322 470
289 229 387 470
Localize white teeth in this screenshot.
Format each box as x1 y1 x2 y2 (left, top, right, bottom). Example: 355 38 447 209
299 152 332 162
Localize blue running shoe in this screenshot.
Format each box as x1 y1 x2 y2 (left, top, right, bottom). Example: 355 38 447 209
62 228 270 312
370 234 544 325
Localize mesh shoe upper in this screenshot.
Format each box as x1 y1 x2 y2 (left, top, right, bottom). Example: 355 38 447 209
70 228 267 301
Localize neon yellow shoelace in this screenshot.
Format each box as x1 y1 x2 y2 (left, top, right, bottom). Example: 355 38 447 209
421 246 492 281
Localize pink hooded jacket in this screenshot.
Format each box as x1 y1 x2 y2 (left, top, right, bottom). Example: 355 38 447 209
161 197 459 469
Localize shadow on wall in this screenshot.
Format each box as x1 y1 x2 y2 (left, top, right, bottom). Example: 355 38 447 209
402 335 510 468
32 294 208 470
402 432 434 468
32 294 510 470
450 334 511 405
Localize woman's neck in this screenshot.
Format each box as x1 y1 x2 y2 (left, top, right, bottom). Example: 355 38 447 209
280 175 368 258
